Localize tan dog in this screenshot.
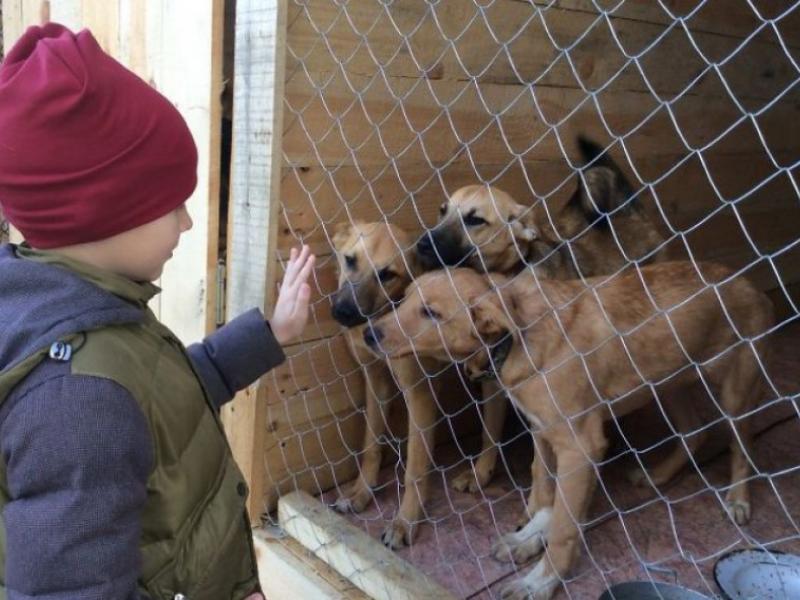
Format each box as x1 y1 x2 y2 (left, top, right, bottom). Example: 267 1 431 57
365 264 773 599
329 221 446 548
417 138 669 494
416 137 665 278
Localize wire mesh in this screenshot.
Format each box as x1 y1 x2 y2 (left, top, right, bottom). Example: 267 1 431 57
265 1 800 598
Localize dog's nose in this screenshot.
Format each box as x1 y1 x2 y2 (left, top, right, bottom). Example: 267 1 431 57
416 232 435 256
332 301 365 327
363 325 384 349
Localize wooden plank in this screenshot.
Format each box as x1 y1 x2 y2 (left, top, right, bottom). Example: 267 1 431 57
278 490 458 600
116 0 146 77
528 0 800 42
222 0 288 523
286 0 796 99
1 0 22 56
263 408 363 511
253 531 371 599
226 0 288 318
153 0 221 343
48 0 81 30
82 0 119 55
282 72 799 169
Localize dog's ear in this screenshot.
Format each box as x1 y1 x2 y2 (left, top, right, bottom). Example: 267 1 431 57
470 293 510 341
331 222 352 251
569 136 636 229
508 202 538 242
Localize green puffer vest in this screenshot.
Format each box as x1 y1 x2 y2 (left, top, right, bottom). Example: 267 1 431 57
0 250 260 600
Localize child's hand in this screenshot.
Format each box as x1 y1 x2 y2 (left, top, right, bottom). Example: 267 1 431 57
270 245 315 345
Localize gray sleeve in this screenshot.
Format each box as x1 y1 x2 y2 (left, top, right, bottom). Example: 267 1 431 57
0 374 153 600
186 308 286 409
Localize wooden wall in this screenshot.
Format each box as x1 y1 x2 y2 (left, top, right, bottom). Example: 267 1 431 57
252 1 800 511
1 0 224 341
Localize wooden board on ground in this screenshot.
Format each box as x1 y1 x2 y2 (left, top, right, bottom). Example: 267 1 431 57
253 529 370 599
278 490 458 600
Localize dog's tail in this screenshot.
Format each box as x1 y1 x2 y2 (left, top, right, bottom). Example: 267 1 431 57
567 136 637 230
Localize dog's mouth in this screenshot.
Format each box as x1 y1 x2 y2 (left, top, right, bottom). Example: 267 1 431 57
331 288 404 329
465 332 514 381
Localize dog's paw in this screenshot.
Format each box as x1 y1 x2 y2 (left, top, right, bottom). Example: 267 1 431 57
625 466 650 488
381 518 416 549
492 508 551 564
333 483 373 514
500 560 559 600
725 499 751 525
725 486 751 525
451 466 493 493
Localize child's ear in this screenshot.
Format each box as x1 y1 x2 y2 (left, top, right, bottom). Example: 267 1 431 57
508 203 538 242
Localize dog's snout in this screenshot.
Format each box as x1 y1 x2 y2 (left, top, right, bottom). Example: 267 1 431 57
363 325 385 349
331 300 367 328
417 232 434 256
416 228 468 269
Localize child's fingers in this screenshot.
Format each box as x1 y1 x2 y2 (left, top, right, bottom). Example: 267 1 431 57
295 254 315 290
286 252 315 295
283 245 310 288
293 283 312 318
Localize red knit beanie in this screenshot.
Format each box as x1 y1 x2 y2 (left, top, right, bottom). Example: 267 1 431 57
0 23 198 248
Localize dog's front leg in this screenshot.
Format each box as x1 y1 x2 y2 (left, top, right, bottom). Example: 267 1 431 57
524 435 556 525
335 360 396 513
500 419 606 600
493 434 555 564
452 379 508 493
382 362 439 549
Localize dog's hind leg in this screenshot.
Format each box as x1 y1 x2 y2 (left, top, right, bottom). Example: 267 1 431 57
452 379 508 493
718 346 764 525
628 389 708 488
335 360 397 513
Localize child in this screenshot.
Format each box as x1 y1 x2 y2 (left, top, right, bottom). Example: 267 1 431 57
0 23 314 600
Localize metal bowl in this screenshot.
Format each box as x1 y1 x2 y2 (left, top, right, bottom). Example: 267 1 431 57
599 581 712 600
714 548 800 599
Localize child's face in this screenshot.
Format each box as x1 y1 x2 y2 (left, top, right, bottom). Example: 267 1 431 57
113 204 194 281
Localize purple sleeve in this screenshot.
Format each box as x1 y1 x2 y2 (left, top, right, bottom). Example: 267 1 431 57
186 308 286 409
0 374 153 600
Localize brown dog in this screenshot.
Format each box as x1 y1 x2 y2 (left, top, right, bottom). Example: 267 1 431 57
418 138 669 494
330 221 447 548
416 137 665 278
365 263 773 599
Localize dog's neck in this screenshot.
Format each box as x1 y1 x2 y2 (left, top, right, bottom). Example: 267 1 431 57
470 331 515 382
513 239 579 281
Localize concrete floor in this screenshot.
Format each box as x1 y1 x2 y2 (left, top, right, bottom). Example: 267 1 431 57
322 323 800 599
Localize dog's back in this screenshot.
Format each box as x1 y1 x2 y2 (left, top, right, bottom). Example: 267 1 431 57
508 261 773 403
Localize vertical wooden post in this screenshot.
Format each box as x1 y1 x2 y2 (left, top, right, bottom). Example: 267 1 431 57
222 0 288 523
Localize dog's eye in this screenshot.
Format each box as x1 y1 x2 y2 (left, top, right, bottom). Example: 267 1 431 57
439 203 448 217
344 255 357 269
463 213 487 227
421 305 442 320
377 268 396 283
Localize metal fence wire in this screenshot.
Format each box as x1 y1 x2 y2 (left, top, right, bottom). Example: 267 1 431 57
265 1 800 598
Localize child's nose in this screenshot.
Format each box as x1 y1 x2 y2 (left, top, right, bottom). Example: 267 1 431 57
178 205 193 232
